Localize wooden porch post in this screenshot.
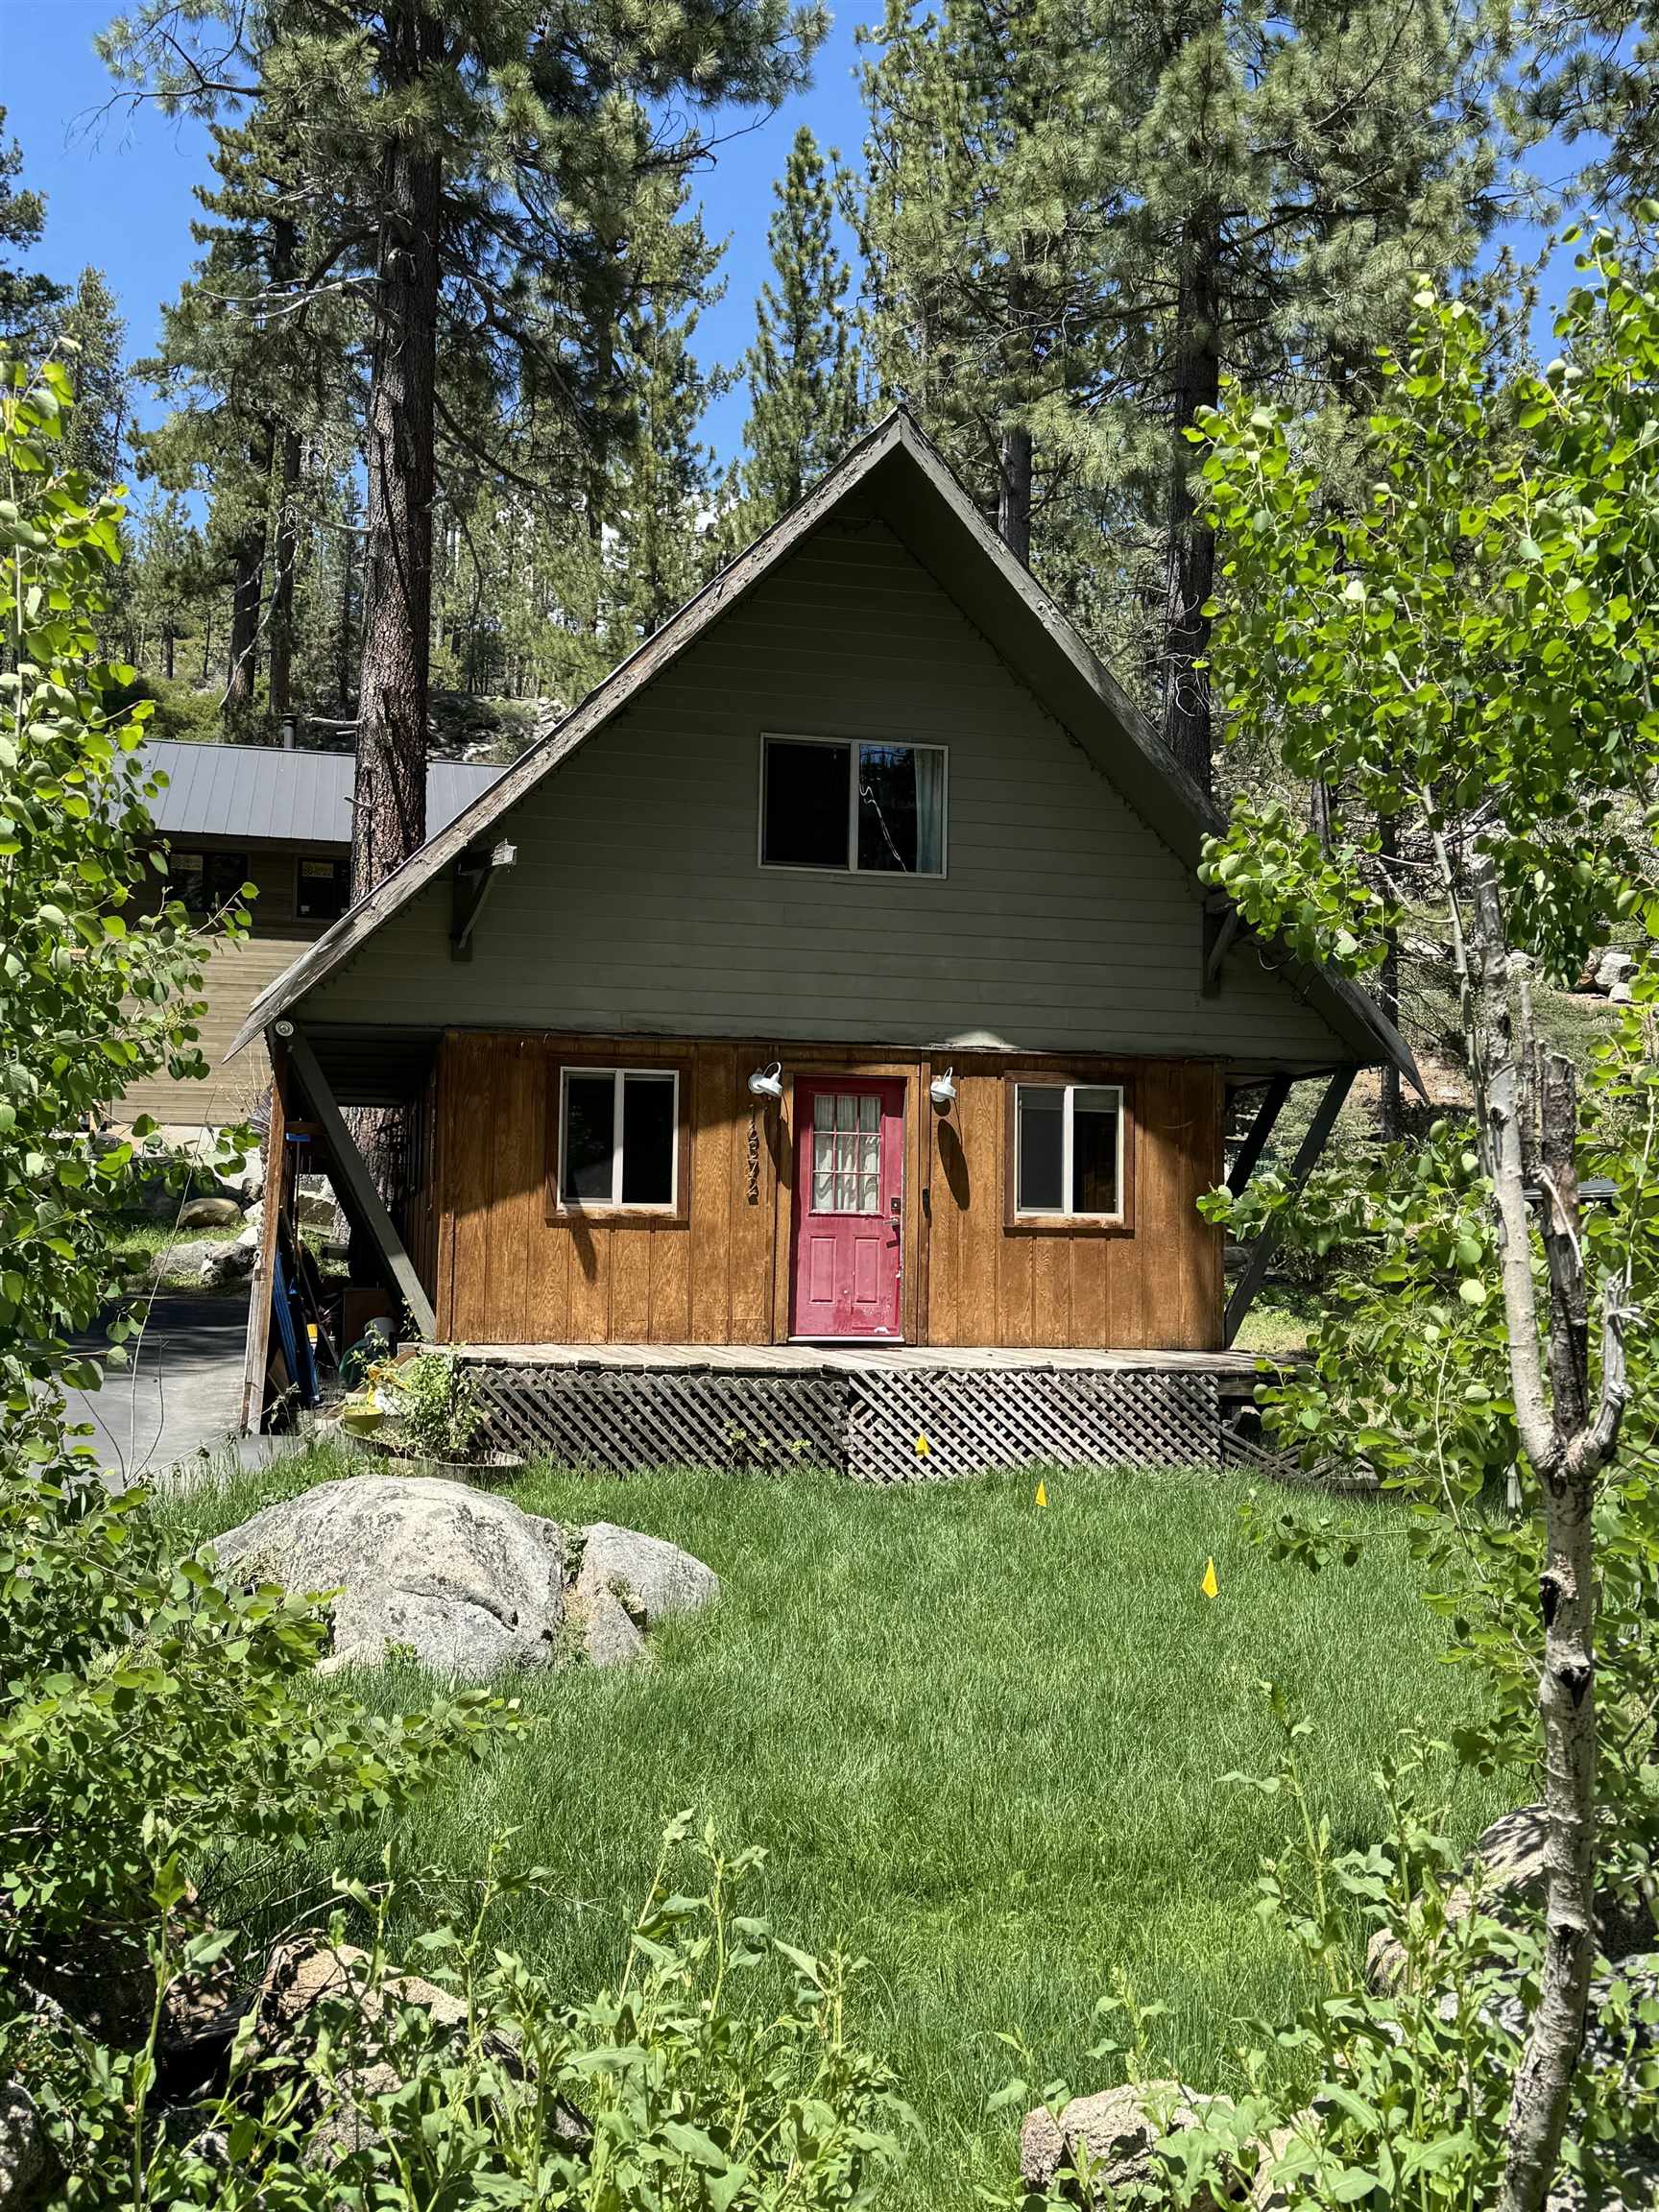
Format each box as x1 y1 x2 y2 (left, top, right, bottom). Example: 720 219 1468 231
285 1024 438 1338
240 1034 290 1433
1223 1069 1354 1348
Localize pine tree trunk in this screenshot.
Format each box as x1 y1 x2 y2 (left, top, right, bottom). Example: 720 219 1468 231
1161 212 1221 794
349 0 444 1239
269 424 301 725
225 516 265 718
998 421 1033 565
336 527 355 711
351 1 442 896
162 626 175 683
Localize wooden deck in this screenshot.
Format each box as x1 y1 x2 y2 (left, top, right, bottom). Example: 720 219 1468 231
448 1341 1263 1481
452 1340 1264 1379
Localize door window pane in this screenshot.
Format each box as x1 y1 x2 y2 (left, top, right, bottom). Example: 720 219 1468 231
762 740 851 868
562 1074 615 1203
1016 1087 1065 1213
811 1092 885 1213
1072 1088 1120 1214
620 1073 676 1204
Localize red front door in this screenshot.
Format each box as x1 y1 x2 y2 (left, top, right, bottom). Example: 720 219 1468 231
791 1078 905 1339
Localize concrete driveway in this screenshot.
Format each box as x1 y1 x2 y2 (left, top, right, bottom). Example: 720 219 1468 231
65 1292 254 1487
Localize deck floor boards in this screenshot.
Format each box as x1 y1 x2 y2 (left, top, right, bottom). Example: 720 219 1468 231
451 1340 1263 1379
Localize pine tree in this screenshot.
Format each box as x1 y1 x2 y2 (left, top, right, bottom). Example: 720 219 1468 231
860 0 1125 568
52 268 129 489
605 300 717 645
129 488 210 681
733 127 865 534
105 0 827 899
860 0 1505 786
138 107 346 732
0 108 65 348
1522 0 1659 208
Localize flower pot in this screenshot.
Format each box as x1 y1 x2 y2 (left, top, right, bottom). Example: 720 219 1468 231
364 1434 527 1484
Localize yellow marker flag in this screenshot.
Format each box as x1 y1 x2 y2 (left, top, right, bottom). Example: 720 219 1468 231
1201 1557 1218 1599
1035 1480 1047 1508
914 1432 931 1458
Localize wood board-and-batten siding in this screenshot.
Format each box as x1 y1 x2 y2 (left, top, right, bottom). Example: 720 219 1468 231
297 504 1348 1071
123 847 327 1124
430 1033 1224 1353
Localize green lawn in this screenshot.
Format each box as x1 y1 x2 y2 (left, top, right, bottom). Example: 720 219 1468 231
167 1455 1501 2207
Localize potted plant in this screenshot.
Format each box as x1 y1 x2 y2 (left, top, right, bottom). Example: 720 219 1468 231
367 1353 524 1479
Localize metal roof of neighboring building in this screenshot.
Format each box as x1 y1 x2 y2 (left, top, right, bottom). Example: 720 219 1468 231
138 739 506 847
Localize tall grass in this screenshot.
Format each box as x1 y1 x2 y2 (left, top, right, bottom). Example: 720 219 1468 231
170 1455 1501 2207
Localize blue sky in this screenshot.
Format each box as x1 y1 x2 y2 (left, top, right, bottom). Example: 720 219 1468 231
0 0 1593 470
0 0 878 466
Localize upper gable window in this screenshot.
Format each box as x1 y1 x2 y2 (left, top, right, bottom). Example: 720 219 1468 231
760 735 947 876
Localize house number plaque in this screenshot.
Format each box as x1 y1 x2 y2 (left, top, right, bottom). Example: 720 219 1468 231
746 1109 760 1204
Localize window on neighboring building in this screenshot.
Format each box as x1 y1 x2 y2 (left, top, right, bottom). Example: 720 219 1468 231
1014 1082 1124 1218
296 854 351 922
760 735 946 875
173 849 250 919
558 1068 680 1210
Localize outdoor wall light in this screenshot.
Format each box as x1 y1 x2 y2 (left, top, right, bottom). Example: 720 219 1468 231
748 1061 784 1100
274 1019 296 1039
929 1067 957 1112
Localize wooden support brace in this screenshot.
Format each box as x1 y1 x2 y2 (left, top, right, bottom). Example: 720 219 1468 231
1224 1069 1355 1349
1227 1073 1293 1196
1203 901 1240 998
450 839 517 960
284 1023 437 1338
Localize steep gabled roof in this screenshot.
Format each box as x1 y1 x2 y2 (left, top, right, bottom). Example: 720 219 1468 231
231 410 1417 1086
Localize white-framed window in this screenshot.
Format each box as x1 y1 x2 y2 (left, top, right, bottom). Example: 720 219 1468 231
558 1068 679 1210
1014 1082 1124 1218
759 733 947 876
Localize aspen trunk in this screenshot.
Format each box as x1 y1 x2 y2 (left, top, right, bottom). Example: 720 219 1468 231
351 0 442 897
1378 814 1402 1142
1445 853 1626 2212
1498 1044 1601 2212
1162 211 1220 795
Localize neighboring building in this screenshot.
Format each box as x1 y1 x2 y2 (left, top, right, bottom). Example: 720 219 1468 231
125 740 503 1127
233 412 1414 1443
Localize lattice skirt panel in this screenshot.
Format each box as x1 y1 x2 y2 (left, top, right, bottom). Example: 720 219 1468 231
846 1369 1218 1483
464 1362 848 1475
457 1358 1221 1483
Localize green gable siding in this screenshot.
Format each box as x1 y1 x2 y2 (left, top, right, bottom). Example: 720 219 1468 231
301 511 1347 1069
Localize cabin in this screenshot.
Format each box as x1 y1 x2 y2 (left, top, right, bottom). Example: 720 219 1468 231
232 412 1414 1478
125 739 503 1128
